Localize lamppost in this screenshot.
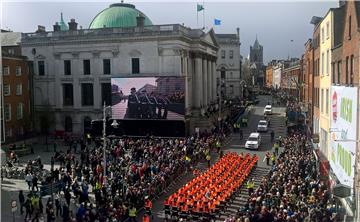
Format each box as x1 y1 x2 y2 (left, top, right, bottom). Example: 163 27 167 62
239 80 246 100
218 79 225 132
102 102 119 186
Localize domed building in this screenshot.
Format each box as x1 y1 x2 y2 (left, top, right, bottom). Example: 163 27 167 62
21 2 219 136
89 3 153 29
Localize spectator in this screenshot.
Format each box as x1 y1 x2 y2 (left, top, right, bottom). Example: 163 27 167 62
19 190 25 215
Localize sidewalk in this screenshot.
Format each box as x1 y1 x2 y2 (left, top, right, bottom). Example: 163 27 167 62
1 141 80 222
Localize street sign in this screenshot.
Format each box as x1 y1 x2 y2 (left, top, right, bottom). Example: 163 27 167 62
333 184 351 198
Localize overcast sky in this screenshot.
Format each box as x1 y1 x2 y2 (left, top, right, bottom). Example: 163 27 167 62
2 0 337 63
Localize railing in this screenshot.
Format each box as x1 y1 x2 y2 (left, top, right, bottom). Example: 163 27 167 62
21 24 199 42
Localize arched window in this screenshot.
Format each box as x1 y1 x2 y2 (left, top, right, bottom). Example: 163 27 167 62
65 116 72 132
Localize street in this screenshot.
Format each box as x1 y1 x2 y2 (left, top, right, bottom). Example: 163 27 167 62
137 95 287 221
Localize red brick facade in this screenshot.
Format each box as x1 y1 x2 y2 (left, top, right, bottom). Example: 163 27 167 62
2 56 31 142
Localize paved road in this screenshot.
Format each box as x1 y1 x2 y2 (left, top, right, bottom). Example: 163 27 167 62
225 95 287 169
1 95 286 222
138 95 287 221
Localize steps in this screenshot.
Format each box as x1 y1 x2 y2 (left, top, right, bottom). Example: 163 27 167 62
215 166 269 222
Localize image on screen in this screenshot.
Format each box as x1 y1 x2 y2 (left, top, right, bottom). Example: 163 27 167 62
111 77 185 120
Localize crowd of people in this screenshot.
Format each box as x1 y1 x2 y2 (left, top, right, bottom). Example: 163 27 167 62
222 97 342 222
19 124 233 222
167 92 185 104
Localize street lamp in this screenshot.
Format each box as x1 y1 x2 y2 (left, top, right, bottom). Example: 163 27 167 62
218 79 225 132
239 80 246 100
102 102 118 186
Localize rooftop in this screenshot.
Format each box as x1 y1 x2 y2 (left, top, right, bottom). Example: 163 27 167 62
1 32 21 46
89 3 152 29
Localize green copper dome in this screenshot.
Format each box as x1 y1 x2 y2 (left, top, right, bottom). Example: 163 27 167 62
89 3 153 29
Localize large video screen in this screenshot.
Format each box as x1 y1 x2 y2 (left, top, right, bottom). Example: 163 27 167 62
111 77 185 121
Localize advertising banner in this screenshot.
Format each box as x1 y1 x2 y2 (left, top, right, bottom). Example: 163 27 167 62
330 86 358 188
111 77 185 121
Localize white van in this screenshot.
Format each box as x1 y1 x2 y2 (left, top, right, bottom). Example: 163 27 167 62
245 132 261 150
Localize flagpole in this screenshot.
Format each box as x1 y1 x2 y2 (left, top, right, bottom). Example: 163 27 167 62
197 3 199 28
203 0 205 29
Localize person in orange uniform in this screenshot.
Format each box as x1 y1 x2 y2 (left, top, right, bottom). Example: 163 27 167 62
142 215 150 222
145 196 153 219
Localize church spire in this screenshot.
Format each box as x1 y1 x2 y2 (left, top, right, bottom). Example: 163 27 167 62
59 12 69 31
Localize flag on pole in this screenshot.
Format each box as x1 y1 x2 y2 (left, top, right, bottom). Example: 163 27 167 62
197 3 204 12
214 19 221 25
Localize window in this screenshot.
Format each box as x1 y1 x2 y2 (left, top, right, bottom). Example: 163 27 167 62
326 22 329 39
3 66 9 76
103 59 111 75
229 85 234 94
17 103 23 120
321 89 324 113
337 61 341 84
81 83 94 106
346 56 349 84
221 70 226 79
83 60 90 75
321 27 324 43
326 89 329 114
38 61 45 76
64 60 71 75
131 58 140 74
181 57 184 74
4 104 11 121
321 53 324 76
229 50 234 59
331 62 335 84
6 128 12 137
63 84 74 106
326 50 329 75
349 15 352 39
350 55 354 85
16 84 22 96
15 66 22 76
221 50 225 59
18 126 24 136
101 83 111 106
4 85 10 96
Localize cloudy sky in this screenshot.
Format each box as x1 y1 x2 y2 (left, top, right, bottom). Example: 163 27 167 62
2 0 337 63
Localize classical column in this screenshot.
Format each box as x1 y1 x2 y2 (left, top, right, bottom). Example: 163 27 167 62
185 57 191 114
194 55 203 109
212 61 217 102
203 58 208 107
207 59 212 103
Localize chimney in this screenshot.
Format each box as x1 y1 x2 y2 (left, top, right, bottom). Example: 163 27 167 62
36 25 46 33
53 22 61 32
68 19 78 31
236 27 240 40
136 13 145 27
339 0 345 7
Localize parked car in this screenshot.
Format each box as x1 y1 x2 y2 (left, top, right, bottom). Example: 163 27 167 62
245 132 261 150
264 105 272 115
257 120 268 132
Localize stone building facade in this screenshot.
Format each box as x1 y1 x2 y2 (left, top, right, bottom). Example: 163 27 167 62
215 30 242 99
21 3 218 135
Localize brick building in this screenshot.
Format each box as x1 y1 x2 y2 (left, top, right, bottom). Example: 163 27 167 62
280 61 302 99
265 65 273 88
1 31 32 143
311 16 322 137
302 39 313 129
